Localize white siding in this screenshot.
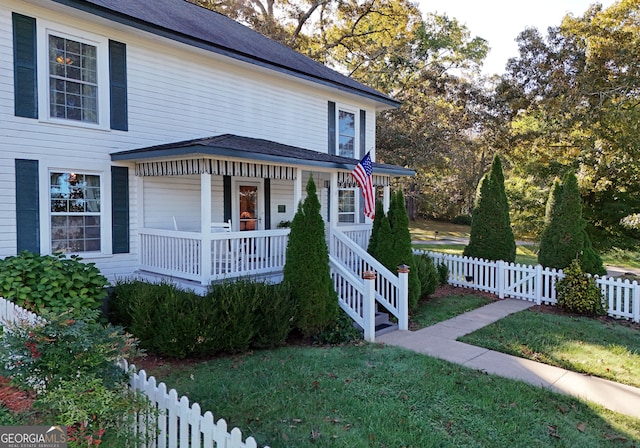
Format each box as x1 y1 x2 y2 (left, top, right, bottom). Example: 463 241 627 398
0 0 382 279
270 179 295 227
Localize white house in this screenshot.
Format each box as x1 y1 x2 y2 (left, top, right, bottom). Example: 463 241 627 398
1 0 413 335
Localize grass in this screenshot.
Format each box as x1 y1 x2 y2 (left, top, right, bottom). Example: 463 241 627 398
459 309 640 388
414 243 539 267
149 343 640 447
410 294 495 329
410 218 640 271
409 219 471 241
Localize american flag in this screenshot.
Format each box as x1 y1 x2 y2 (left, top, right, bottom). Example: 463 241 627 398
351 152 375 219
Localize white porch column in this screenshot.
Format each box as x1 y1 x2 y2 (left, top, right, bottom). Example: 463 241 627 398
200 172 212 285
383 185 391 213
293 168 302 211
329 171 339 253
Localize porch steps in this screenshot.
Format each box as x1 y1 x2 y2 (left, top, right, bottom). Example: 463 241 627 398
354 310 398 337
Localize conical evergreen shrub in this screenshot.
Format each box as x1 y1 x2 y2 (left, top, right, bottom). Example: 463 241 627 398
463 155 516 262
537 170 605 275
283 176 338 337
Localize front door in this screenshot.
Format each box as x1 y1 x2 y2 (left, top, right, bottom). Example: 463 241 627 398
238 183 260 231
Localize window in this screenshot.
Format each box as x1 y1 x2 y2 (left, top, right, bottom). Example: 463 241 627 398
338 189 356 223
48 35 98 123
338 110 355 158
50 172 101 253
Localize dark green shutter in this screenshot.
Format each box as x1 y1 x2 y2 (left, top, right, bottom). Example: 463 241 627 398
109 40 128 131
13 13 38 119
15 159 40 254
359 110 366 158
111 166 130 254
223 175 232 222
328 101 336 155
264 178 271 230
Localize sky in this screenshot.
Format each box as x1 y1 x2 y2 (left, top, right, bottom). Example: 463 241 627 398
417 0 617 76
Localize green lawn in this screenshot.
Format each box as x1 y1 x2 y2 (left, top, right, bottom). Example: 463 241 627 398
149 344 640 447
414 243 539 267
459 309 640 388
410 294 495 329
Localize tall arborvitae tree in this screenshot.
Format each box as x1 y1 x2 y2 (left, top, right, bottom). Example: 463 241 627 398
367 192 421 309
463 155 516 262
389 191 422 310
367 201 385 258
538 171 605 275
283 176 338 337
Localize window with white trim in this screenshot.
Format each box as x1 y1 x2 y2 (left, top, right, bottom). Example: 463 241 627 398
338 189 356 223
48 35 98 123
50 172 101 253
338 109 356 158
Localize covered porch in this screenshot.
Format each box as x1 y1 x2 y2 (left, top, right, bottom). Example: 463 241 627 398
112 135 411 286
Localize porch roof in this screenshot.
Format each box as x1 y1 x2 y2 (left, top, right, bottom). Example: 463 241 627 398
110 134 415 177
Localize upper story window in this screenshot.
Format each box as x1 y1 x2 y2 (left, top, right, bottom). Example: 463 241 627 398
50 172 101 253
12 13 128 130
49 35 98 123
338 110 356 158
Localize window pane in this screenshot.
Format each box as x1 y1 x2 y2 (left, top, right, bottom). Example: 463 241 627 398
48 34 98 124
338 110 356 159
50 172 101 253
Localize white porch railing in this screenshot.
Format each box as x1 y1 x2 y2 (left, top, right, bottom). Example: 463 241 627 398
139 228 290 285
421 250 640 323
337 224 372 250
330 229 409 338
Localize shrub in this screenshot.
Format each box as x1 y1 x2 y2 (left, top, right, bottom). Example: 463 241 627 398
110 279 295 358
451 214 472 226
109 280 206 358
413 253 438 298
538 171 605 275
464 155 516 263
0 308 136 393
250 281 296 349
283 176 338 337
312 309 362 345
0 309 151 446
0 252 108 315
436 262 449 286
556 259 605 316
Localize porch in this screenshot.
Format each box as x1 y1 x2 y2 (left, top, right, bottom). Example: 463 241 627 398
112 134 414 340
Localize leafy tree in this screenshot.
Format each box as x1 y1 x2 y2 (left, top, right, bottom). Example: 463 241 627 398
538 171 605 275
283 177 338 337
463 155 516 262
498 1 640 248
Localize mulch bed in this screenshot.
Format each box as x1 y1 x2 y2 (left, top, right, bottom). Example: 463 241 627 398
0 376 34 413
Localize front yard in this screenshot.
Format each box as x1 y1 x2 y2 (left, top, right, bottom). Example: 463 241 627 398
139 291 640 447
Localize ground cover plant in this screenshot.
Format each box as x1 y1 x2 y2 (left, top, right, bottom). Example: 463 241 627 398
459 308 640 388
143 343 640 447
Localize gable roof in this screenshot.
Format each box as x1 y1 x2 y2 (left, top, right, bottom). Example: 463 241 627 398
111 134 415 177
53 0 399 108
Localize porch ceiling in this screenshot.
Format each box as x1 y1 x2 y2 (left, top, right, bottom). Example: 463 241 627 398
110 134 415 177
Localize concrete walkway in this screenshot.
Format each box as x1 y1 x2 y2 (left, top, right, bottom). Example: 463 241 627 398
376 299 640 419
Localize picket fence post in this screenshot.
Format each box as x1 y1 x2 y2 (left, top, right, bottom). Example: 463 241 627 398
362 271 377 342
633 282 640 323
535 264 543 305
497 260 505 299
397 265 409 331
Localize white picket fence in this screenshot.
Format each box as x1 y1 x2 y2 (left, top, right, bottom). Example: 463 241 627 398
0 297 268 448
420 250 640 323
122 360 268 448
